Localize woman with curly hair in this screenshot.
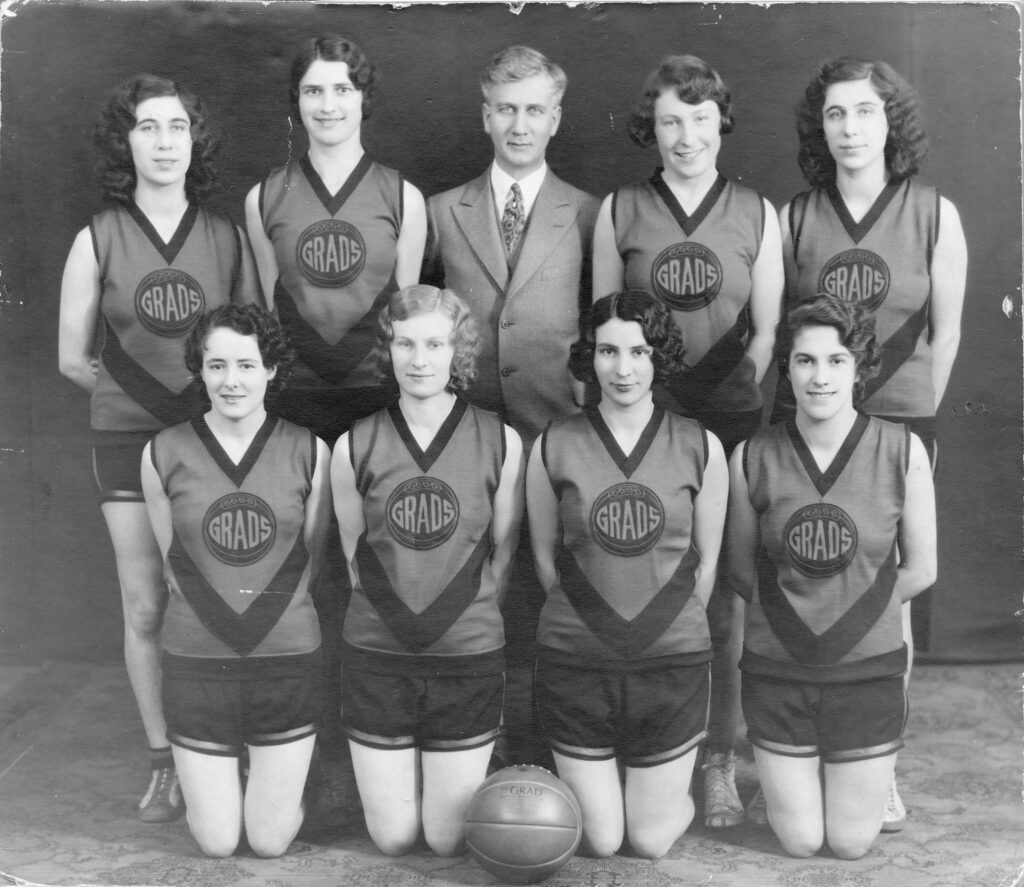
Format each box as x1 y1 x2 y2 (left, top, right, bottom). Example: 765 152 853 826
727 295 935 859
58 74 259 822
591 54 784 830
140 304 331 857
769 57 967 830
330 285 524 857
526 291 728 857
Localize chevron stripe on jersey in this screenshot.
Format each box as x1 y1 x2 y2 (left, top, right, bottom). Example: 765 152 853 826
260 155 403 391
153 416 320 663
742 415 909 683
344 399 506 658
538 407 711 664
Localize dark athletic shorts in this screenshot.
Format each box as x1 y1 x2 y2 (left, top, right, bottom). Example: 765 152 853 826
535 659 710 768
92 432 153 502
164 669 322 757
342 668 504 752
742 673 907 763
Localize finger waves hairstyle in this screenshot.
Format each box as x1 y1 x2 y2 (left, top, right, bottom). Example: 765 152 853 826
480 45 567 104
628 54 734 148
569 290 686 385
374 285 481 395
290 34 378 120
796 56 929 188
184 304 295 405
777 295 881 404
94 74 218 206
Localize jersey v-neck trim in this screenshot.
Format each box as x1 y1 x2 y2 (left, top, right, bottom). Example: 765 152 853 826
192 414 278 488
826 177 902 244
127 202 199 265
300 152 373 216
786 412 870 497
586 405 664 479
389 398 467 473
650 169 727 237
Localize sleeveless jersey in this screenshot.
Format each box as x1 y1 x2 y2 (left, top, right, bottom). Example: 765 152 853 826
342 399 506 674
152 415 320 676
784 178 940 419
614 172 765 415
741 414 909 684
90 203 258 432
260 155 403 392
537 406 712 667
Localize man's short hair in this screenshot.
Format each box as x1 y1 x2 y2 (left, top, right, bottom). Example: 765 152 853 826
480 45 567 104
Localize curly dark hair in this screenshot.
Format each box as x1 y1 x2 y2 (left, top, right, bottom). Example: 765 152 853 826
796 57 929 188
184 304 295 405
93 74 219 206
373 285 481 395
777 295 880 404
569 290 686 385
290 34 377 122
628 54 734 149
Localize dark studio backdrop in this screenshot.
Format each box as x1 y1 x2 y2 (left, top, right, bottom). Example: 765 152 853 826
0 1 1019 663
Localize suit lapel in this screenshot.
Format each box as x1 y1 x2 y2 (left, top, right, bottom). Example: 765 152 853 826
507 174 576 298
452 172 509 292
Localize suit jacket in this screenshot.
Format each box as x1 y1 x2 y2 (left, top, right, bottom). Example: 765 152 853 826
424 169 600 446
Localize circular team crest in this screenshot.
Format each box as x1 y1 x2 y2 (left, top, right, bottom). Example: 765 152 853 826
296 219 366 287
590 483 664 557
650 241 723 312
818 249 890 311
386 477 459 551
784 503 858 579
203 493 277 567
135 269 205 337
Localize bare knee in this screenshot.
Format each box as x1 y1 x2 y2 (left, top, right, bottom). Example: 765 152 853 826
580 829 621 858
371 831 418 857
426 831 465 858
247 828 296 859
777 830 823 859
827 828 876 860
191 826 239 859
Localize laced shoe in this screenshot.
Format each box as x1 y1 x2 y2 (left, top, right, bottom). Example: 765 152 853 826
745 786 769 825
702 752 744 828
138 765 184 823
881 777 907 832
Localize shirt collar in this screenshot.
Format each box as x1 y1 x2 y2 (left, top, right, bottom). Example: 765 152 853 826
489 162 548 218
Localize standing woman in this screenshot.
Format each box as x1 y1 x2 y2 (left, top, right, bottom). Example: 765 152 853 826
331 285 524 857
141 305 331 857
527 291 728 858
58 74 259 821
773 57 967 829
591 55 783 827
245 34 427 444
727 295 936 859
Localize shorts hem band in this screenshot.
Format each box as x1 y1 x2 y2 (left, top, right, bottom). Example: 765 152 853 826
748 734 821 758
824 738 904 763
249 724 318 747
624 730 707 769
422 727 502 753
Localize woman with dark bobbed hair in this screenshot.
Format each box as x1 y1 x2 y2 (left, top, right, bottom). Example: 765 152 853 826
330 285 524 858
527 291 728 858
727 295 935 859
770 57 967 830
591 54 784 829
141 304 331 857
58 74 259 823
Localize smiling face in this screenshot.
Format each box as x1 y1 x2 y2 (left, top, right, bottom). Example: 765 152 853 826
788 324 859 424
482 74 562 179
297 59 364 149
389 309 457 402
653 90 721 186
201 327 275 424
822 78 890 177
128 95 192 191
593 317 656 410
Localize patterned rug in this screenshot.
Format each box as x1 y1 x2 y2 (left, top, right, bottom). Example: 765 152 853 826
0 662 1020 887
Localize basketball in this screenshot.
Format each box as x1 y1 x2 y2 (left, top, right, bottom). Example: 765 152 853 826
465 765 582 884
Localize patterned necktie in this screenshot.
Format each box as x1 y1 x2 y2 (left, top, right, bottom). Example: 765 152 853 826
501 182 525 254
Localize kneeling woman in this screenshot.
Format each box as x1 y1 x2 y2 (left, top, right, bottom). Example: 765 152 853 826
526 290 728 858
726 295 935 859
331 285 524 856
141 305 332 857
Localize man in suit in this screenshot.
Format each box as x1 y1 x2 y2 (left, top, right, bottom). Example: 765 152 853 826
424 45 600 766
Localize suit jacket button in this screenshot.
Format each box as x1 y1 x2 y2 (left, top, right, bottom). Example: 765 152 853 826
500 319 511 328
501 367 515 377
